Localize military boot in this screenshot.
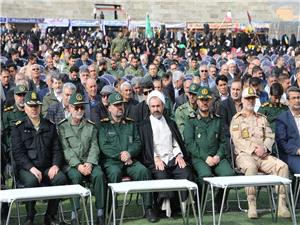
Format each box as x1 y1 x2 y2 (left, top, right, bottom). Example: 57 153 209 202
278 194 291 218
247 195 258 219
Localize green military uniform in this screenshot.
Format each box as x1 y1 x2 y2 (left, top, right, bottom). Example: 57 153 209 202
42 91 59 116
258 102 288 132
58 93 105 210
98 92 152 208
110 37 131 56
124 65 144 77
175 83 199 136
186 68 199 76
183 87 234 185
107 67 124 80
2 85 27 152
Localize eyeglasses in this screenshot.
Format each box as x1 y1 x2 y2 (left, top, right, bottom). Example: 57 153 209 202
74 105 85 111
16 93 26 97
101 94 109 98
201 70 208 72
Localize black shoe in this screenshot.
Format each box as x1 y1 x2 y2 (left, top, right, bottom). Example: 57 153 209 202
145 208 159 223
96 215 105 225
22 219 33 225
44 214 60 225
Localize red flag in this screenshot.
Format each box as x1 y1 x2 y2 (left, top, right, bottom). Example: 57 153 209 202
247 11 252 25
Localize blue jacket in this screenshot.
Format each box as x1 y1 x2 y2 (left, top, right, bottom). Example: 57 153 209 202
275 110 300 156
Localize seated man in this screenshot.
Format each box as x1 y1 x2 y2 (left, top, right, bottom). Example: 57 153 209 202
275 86 300 174
230 87 290 219
258 83 288 132
12 91 67 225
58 93 105 225
138 90 193 217
98 92 158 223
184 87 235 209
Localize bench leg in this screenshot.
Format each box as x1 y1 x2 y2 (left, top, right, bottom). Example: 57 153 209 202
285 184 297 225
5 199 15 225
267 186 275 221
119 192 128 225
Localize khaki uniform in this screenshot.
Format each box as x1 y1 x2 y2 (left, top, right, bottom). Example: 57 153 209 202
230 111 290 217
124 65 144 77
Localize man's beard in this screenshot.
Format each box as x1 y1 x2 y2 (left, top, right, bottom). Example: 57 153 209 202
152 111 162 119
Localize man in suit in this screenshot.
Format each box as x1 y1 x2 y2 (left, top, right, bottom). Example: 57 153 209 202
138 90 193 217
275 86 300 174
219 79 243 159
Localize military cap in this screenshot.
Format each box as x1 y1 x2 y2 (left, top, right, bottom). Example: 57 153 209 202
24 91 42 106
108 92 124 105
14 84 28 95
242 87 258 98
189 83 200 95
69 93 88 105
197 87 212 99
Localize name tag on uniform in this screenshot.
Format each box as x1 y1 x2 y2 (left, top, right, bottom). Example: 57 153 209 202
232 124 239 131
241 128 250 138
197 133 201 138
108 131 116 136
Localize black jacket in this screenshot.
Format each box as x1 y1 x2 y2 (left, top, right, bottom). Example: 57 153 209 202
219 97 238 137
138 116 190 168
12 117 63 171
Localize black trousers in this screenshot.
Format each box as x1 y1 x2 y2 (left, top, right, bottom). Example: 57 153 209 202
150 158 194 202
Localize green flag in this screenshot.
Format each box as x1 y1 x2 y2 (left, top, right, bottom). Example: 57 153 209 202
145 13 153 39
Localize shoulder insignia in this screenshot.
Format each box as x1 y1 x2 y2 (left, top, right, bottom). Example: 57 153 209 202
233 112 243 119
4 106 14 112
257 112 267 118
15 120 23 126
188 113 196 119
87 120 95 125
261 102 269 107
125 117 134 122
100 118 110 122
58 118 67 125
231 124 239 131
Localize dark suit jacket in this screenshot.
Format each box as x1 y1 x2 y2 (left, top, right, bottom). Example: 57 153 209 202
138 116 190 168
174 94 188 111
219 97 237 137
275 110 300 156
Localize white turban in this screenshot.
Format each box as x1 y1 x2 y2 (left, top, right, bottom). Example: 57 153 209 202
146 90 166 105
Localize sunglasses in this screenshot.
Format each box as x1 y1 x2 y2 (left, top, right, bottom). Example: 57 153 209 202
101 94 109 98
74 105 85 111
143 91 151 95
16 93 26 97
201 70 208 72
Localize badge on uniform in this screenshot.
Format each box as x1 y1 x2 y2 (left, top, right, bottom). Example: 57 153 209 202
241 128 250 138
232 124 239 131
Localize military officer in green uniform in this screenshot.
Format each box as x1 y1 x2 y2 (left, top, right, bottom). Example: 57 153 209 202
2 84 28 155
58 93 105 225
186 58 199 76
175 83 199 137
124 56 144 77
258 83 288 132
183 87 234 209
98 92 158 223
107 59 124 80
110 32 131 57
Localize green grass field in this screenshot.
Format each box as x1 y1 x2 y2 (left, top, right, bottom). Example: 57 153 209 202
5 188 299 225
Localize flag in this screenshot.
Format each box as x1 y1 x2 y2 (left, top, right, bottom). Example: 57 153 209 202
247 11 252 25
145 13 153 39
225 11 232 23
